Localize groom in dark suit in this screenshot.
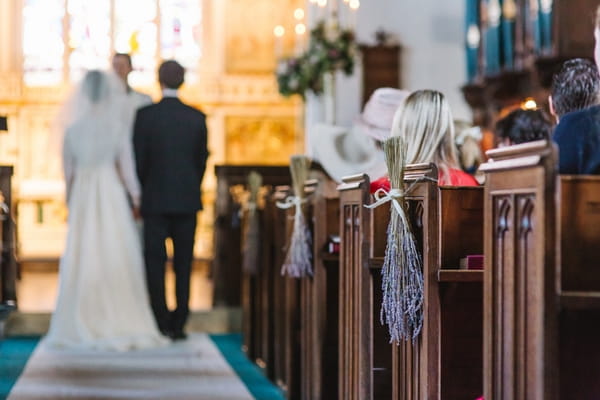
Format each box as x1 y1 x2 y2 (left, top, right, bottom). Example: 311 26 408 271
133 60 209 340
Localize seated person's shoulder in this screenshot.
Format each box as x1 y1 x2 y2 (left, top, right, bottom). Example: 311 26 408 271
555 104 600 140
560 104 600 124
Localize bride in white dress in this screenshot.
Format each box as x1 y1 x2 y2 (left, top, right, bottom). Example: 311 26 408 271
45 70 167 351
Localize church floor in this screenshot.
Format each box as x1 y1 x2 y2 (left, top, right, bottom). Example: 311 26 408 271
0 334 285 400
16 260 213 312
0 263 284 399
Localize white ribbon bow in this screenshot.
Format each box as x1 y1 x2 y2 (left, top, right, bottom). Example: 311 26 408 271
276 196 307 212
364 177 438 214
364 188 405 215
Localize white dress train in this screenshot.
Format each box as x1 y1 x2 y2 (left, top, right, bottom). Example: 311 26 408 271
45 107 167 351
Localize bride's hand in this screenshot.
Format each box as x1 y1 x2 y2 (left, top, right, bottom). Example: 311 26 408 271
132 206 142 220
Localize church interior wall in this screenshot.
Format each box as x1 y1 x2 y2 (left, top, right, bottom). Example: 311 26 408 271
335 0 470 123
0 0 469 260
0 0 303 260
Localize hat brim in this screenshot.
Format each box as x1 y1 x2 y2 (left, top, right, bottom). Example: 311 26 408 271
309 123 386 183
354 116 391 142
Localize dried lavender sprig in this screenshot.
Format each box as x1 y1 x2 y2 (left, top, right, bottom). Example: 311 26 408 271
379 136 425 343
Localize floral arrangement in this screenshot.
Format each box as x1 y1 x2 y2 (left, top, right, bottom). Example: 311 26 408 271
276 21 356 98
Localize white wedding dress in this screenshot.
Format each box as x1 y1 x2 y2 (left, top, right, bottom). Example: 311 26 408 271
45 71 167 351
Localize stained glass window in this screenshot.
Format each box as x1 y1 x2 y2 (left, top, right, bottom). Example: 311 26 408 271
160 0 202 84
115 0 158 86
23 0 65 86
67 0 111 82
23 0 201 86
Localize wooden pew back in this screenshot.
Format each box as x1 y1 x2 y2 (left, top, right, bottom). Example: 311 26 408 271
559 176 600 292
557 175 600 399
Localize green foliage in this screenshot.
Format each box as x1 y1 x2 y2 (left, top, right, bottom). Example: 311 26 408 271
276 21 356 98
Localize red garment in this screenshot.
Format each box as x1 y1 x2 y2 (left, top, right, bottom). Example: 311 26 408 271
370 168 479 193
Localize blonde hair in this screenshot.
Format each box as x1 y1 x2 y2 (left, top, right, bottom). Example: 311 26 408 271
390 89 459 177
596 5 600 30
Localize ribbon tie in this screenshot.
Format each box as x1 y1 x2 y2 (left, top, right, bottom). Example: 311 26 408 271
364 176 438 214
364 188 405 215
246 202 257 213
276 196 306 212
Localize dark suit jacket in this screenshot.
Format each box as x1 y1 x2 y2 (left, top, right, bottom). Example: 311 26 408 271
553 104 600 175
133 97 209 214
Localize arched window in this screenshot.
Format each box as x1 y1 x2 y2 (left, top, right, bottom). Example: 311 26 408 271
23 0 202 87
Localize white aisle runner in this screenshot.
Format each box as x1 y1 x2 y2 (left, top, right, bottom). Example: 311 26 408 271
8 333 254 400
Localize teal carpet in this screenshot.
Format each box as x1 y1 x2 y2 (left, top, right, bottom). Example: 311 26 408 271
0 334 284 400
0 336 39 400
211 334 285 400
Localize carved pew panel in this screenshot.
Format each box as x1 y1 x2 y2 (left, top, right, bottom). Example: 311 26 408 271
481 141 559 400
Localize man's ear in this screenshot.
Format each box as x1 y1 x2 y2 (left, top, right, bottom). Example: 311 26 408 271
548 95 558 123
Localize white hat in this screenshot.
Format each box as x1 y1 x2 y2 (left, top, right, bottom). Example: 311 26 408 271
310 123 387 183
355 88 411 141
310 87 410 182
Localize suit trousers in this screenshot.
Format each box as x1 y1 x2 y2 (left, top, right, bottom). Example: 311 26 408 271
143 213 197 334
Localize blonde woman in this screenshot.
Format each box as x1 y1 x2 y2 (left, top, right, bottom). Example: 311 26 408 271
370 89 478 192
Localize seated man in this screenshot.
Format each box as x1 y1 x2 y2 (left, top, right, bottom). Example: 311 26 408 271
549 58 599 123
495 108 552 147
552 7 600 174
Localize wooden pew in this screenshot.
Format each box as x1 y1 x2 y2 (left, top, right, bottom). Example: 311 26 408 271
481 140 600 399
213 165 290 307
270 185 301 399
0 166 16 325
236 168 290 365
242 182 293 382
253 184 279 378
240 182 279 375
558 175 600 399
338 165 484 399
299 171 340 400
244 164 339 398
